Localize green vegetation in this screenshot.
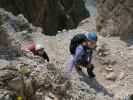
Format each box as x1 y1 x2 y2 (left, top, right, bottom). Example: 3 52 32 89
19 64 31 76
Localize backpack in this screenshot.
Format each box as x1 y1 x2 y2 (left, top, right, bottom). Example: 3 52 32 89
69 34 87 55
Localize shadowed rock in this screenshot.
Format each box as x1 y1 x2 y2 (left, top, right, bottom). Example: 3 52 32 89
97 0 133 40
0 0 89 35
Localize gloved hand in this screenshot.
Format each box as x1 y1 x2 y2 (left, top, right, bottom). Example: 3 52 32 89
25 52 34 59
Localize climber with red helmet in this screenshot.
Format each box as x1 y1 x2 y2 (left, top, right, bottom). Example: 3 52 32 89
23 43 49 62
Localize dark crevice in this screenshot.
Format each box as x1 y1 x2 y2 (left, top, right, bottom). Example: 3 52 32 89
0 0 89 35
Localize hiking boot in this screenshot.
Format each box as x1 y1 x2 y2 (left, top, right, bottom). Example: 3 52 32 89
76 65 83 74
87 65 95 78
88 71 95 78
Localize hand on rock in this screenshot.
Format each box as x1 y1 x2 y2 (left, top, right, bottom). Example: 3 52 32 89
26 52 34 59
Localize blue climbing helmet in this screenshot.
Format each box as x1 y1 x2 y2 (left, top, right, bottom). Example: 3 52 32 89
86 32 98 42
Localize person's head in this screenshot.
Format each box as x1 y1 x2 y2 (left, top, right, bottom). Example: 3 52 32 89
35 44 44 55
85 32 98 49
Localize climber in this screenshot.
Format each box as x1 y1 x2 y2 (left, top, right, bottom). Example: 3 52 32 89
22 43 49 62
68 32 98 78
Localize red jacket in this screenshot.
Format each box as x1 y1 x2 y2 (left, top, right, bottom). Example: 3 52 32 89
27 43 38 55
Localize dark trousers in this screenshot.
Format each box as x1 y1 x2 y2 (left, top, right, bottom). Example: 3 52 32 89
75 59 94 74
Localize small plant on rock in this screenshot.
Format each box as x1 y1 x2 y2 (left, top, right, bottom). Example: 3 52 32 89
18 64 31 77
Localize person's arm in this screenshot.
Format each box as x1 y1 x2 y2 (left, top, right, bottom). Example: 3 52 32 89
21 43 36 58
68 46 84 72
22 43 35 53
43 51 50 62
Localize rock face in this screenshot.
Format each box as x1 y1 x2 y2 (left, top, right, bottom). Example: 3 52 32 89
0 0 89 35
0 9 71 100
97 0 133 40
0 8 36 60
84 0 97 17
0 9 114 100
1 5 133 99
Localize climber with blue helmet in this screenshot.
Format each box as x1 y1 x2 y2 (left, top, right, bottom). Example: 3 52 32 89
68 32 98 78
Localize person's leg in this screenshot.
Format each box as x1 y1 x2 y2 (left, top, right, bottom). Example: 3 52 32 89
87 64 95 78
75 65 82 74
